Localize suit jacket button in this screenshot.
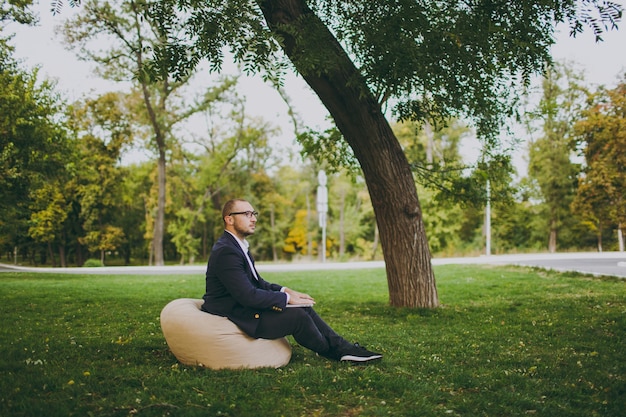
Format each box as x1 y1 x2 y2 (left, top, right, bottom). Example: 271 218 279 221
254 313 260 319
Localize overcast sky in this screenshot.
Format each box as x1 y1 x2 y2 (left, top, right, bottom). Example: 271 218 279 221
8 1 626 170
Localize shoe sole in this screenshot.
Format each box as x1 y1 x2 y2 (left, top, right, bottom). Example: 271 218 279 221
340 354 382 362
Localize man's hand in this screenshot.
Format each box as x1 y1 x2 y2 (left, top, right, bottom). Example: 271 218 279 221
284 287 316 306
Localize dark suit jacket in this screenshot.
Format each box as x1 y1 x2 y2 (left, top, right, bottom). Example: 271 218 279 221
201 231 287 336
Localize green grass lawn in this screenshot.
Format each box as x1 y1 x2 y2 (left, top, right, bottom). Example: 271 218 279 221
0 265 624 417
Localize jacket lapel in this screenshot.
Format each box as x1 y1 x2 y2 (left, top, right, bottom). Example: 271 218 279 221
223 232 259 283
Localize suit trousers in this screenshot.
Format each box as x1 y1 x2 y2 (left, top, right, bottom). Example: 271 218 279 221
254 307 349 356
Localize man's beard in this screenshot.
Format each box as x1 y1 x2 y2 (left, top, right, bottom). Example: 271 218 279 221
235 223 254 237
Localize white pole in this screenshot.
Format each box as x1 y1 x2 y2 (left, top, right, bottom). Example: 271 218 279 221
485 179 491 256
321 222 327 263
317 170 328 263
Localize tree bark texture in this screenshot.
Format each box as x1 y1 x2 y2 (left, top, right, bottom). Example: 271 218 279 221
259 0 438 308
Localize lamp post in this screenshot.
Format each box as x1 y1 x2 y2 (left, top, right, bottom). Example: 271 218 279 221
317 170 328 263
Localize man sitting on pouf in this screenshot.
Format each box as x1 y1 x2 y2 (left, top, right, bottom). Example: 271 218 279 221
201 198 382 363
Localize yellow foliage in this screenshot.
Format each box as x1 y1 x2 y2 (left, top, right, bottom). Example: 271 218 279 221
284 209 311 255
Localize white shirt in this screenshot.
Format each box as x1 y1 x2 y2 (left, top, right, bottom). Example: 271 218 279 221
225 230 258 279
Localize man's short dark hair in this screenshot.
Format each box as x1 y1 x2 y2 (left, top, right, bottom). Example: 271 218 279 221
222 199 249 223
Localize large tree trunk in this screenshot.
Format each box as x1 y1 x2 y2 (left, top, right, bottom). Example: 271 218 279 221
47 242 56 267
153 150 166 266
59 244 66 268
259 0 438 308
548 218 557 253
139 79 167 267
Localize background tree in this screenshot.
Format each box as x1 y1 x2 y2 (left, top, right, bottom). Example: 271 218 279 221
284 208 319 258
573 79 626 251
266 164 315 260
527 63 587 252
490 178 544 253
571 165 612 251
0 41 72 264
148 0 621 308
118 161 153 264
27 184 70 266
62 0 237 265
394 119 478 256
327 172 361 260
69 93 133 265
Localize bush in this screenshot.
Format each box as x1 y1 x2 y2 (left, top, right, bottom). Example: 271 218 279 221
82 258 103 267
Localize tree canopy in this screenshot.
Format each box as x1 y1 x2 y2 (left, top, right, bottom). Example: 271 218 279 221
150 0 621 139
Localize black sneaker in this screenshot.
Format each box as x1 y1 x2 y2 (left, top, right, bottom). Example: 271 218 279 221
318 348 342 361
339 343 382 362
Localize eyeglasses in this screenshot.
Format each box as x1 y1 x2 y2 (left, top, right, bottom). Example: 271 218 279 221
229 211 259 218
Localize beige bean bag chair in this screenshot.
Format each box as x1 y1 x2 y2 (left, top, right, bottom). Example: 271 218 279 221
160 298 292 369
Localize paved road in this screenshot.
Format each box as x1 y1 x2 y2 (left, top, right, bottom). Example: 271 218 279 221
432 252 626 278
1 252 625 278
500 256 626 278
